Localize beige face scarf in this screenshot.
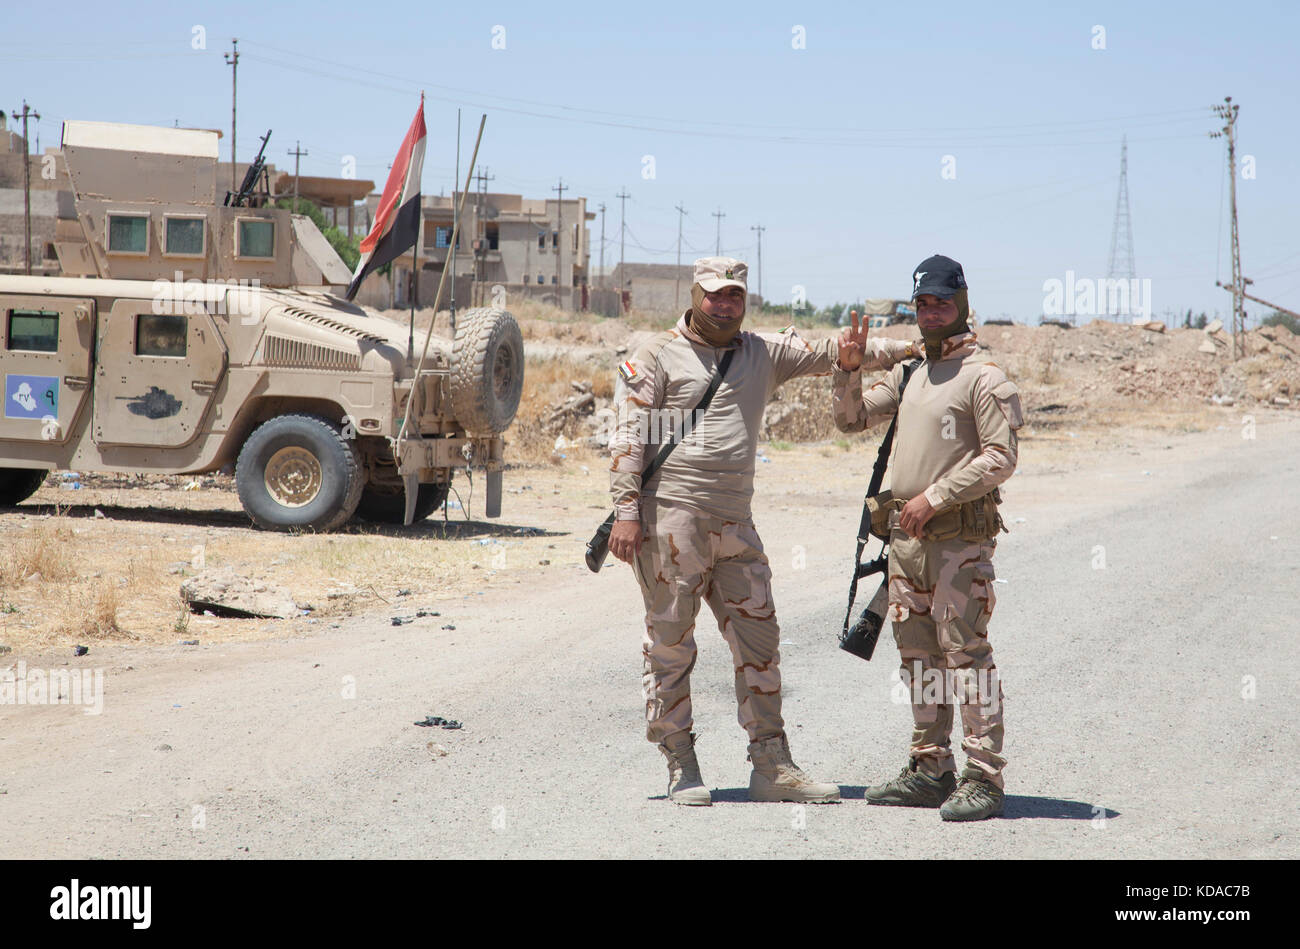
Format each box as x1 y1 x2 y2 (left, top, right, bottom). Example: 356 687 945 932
920 288 970 360
688 283 745 347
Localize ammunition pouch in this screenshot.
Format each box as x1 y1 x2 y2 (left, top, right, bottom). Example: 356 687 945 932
869 488 1005 543
866 490 895 541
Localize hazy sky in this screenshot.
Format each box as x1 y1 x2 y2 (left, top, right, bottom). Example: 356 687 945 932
3 0 1297 322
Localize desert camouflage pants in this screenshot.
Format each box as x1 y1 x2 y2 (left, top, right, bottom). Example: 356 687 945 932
632 498 784 745
888 531 1007 788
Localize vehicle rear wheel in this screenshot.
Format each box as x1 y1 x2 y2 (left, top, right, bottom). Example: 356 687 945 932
356 478 450 524
449 306 524 435
235 414 364 531
0 468 49 507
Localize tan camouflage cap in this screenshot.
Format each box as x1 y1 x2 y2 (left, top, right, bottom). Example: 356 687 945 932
694 256 748 292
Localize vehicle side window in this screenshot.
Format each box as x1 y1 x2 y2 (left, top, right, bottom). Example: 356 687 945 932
6 309 59 352
236 219 275 259
107 213 149 254
135 314 187 357
165 217 205 256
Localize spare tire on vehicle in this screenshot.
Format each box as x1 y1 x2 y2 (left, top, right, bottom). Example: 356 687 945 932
448 307 524 435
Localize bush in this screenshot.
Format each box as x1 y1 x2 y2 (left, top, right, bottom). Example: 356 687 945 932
1262 311 1300 335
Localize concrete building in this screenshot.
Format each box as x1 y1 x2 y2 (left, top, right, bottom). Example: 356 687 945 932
0 113 71 275
270 171 374 239
608 261 762 317
364 190 596 311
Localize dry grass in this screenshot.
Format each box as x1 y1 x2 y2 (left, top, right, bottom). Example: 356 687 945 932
0 516 78 586
52 579 131 640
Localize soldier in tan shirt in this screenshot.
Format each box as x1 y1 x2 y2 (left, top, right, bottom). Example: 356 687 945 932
608 257 913 805
832 254 1023 821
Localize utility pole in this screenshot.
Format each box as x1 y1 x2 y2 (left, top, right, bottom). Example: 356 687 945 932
13 100 39 275
750 224 765 303
224 39 239 192
1106 136 1136 323
553 178 567 310
1211 97 1243 358
289 141 307 210
597 202 606 289
616 187 630 312
712 208 725 255
675 203 689 311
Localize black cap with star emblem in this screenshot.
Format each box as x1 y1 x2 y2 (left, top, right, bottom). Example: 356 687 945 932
911 254 967 300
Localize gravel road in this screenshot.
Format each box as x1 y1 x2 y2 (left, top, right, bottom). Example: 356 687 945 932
2 416 1296 859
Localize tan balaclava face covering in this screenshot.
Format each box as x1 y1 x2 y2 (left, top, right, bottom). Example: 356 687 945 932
920 289 970 359
688 283 745 347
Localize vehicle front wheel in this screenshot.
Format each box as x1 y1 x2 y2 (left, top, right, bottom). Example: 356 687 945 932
235 414 364 531
0 468 49 507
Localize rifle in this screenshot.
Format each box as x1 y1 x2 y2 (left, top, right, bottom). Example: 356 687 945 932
839 359 920 660
225 129 272 208
586 348 735 572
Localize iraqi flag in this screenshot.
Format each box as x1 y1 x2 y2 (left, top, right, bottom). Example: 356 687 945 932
345 98 427 300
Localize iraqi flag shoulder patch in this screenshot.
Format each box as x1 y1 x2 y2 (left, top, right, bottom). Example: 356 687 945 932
618 360 640 383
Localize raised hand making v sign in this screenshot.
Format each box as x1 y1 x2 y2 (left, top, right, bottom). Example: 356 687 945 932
836 309 871 371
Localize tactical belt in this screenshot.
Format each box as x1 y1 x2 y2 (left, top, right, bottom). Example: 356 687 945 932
869 488 1005 543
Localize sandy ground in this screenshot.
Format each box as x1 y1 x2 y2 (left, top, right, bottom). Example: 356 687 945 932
2 409 1297 859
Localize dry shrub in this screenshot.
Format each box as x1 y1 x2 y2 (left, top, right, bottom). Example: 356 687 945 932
53 578 133 640
1 519 77 586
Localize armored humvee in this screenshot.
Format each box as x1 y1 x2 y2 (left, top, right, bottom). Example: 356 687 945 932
0 120 522 530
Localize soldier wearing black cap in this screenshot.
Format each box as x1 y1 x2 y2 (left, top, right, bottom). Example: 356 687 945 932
831 254 1023 821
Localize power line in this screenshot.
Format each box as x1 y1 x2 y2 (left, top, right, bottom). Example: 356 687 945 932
712 208 725 256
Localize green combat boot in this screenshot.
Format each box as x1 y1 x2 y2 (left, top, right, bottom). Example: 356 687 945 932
939 776 1005 821
659 731 711 806
864 759 957 807
746 735 841 803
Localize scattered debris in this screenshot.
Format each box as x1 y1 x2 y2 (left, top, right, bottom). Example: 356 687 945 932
391 616 414 626
73 645 88 657
415 609 441 618
178 639 199 646
155 744 173 752
426 742 449 758
441 624 457 630
414 715 463 729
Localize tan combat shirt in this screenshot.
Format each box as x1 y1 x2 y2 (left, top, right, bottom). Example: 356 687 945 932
611 313 913 521
831 331 1024 511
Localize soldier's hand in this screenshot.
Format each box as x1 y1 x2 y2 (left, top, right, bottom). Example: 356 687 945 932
837 309 868 371
899 494 937 539
609 519 645 563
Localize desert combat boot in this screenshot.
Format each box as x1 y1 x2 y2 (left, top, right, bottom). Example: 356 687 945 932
746 735 841 803
659 731 712 806
864 759 957 807
939 775 1004 821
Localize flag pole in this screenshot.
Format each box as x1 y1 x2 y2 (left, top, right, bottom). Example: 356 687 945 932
396 113 486 445
408 93 425 365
